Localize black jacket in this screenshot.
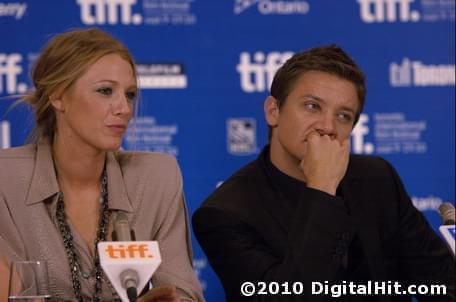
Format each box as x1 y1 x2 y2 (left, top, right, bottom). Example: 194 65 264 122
193 147 455 301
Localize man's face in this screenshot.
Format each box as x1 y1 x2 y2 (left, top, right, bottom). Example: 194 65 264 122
265 70 359 165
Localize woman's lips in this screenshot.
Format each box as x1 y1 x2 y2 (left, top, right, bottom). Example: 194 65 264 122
107 125 127 134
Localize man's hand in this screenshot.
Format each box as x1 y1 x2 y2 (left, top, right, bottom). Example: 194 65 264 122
300 132 350 195
137 286 180 302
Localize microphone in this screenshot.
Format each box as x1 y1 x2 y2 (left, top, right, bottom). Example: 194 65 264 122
439 202 456 225
99 212 162 302
112 211 136 241
113 212 139 301
438 203 455 256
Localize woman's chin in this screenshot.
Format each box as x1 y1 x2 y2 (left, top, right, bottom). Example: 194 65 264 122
99 140 123 152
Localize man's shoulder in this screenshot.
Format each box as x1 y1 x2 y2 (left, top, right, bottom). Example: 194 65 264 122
193 156 273 232
200 158 265 210
347 154 395 179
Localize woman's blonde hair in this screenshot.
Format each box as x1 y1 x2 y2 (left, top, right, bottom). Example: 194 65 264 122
24 27 137 143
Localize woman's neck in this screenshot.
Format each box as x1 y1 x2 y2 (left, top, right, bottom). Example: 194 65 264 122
52 137 106 190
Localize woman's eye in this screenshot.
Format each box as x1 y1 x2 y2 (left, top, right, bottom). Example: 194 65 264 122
97 87 113 96
126 91 137 101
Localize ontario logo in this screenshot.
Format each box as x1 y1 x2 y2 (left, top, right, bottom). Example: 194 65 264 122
234 0 309 15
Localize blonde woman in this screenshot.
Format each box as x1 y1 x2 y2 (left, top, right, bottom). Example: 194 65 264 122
0 28 203 302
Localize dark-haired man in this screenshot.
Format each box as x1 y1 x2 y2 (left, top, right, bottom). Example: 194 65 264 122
193 45 455 301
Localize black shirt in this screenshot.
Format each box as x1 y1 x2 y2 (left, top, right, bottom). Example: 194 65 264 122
263 149 368 282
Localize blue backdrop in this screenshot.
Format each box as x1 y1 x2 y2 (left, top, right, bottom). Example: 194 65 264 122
1 1 454 300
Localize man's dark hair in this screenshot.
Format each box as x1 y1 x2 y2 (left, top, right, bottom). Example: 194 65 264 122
268 44 366 140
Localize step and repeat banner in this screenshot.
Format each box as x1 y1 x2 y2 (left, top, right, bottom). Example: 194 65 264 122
1 1 454 300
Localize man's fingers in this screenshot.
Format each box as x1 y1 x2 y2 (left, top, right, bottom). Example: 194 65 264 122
306 130 321 142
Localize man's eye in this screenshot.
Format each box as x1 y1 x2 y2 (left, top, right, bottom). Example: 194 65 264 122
305 103 320 111
338 112 353 123
97 87 113 95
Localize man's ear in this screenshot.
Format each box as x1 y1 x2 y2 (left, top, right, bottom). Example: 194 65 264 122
264 96 280 127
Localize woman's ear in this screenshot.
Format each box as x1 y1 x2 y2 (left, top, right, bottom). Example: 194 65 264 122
50 95 65 112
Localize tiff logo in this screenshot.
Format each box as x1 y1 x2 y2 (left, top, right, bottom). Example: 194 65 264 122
77 0 142 25
0 53 26 95
237 51 293 93
0 121 11 149
105 244 153 259
357 0 420 23
351 114 374 154
390 58 455 87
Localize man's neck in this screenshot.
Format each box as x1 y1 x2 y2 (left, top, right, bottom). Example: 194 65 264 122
269 141 307 183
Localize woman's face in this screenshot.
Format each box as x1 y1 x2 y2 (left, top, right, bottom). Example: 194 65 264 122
53 53 137 152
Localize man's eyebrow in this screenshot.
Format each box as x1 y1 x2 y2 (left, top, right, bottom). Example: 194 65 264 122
299 94 325 102
340 106 356 114
299 94 356 114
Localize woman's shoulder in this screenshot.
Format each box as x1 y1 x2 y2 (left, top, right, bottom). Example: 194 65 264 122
113 150 180 180
0 144 37 174
115 150 177 166
0 144 37 189
0 144 36 159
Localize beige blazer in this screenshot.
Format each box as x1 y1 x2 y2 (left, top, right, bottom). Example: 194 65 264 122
0 141 204 301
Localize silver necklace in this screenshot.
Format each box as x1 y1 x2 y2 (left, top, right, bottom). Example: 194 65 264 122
56 168 110 302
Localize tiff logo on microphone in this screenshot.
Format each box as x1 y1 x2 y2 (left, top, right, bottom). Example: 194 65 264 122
105 243 154 259
77 0 142 25
0 53 27 95
237 51 293 93
357 0 420 23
